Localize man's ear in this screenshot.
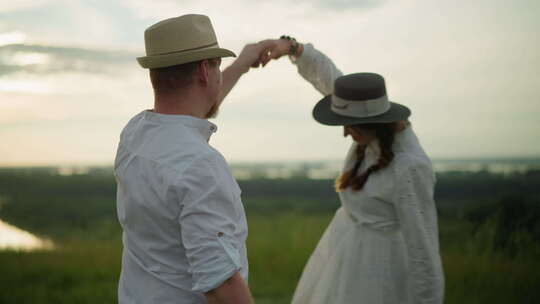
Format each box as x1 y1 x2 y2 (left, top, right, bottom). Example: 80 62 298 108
197 60 210 85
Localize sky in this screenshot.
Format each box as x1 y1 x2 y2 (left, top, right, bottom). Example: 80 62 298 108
0 0 539 166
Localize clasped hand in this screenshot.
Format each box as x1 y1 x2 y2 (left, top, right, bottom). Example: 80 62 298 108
232 39 295 73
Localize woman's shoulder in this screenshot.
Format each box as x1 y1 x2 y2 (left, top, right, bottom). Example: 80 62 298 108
391 152 434 180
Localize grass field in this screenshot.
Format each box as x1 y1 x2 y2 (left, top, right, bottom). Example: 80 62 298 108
1 212 539 304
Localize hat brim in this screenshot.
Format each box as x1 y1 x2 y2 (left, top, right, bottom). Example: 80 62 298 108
313 95 411 126
137 47 236 69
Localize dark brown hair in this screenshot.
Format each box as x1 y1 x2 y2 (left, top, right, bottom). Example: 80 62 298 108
335 122 397 191
149 58 219 94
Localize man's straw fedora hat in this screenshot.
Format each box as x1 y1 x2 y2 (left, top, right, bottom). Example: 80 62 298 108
137 14 236 69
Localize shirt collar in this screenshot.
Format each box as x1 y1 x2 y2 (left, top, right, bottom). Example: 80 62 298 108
142 110 218 142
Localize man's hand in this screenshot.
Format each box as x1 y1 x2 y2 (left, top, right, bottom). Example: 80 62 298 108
218 39 301 103
257 38 304 67
230 41 275 74
257 39 292 67
218 40 277 103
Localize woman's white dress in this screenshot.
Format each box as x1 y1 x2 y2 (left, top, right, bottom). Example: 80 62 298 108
290 44 444 304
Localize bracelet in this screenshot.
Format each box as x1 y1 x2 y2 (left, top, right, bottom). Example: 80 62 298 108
280 35 299 56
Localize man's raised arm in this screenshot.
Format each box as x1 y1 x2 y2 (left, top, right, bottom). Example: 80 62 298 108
218 41 274 104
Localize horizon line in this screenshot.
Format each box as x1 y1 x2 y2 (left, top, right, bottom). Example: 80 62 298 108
1 156 539 168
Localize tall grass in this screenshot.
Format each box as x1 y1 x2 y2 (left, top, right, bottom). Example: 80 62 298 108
0 240 121 304
0 213 539 303
246 212 333 303
440 218 540 304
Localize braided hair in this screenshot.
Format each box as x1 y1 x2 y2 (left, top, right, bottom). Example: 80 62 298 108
335 122 397 191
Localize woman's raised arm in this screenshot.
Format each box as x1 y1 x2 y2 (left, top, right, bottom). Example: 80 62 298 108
260 38 343 96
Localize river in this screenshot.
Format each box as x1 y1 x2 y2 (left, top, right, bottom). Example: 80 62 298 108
0 219 54 251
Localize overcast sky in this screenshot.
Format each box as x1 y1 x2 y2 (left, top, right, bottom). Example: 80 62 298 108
0 0 539 166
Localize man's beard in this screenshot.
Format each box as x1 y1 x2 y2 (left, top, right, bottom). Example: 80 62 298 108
205 103 220 119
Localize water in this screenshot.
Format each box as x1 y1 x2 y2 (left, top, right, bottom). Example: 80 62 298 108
0 219 53 251
230 158 540 180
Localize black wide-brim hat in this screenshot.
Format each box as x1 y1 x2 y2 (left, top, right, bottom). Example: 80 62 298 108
313 73 411 126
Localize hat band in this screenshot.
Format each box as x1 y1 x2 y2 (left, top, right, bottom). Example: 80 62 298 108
150 42 219 56
331 94 391 118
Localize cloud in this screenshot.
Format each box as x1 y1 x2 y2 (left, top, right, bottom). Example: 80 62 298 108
311 0 386 11
0 43 137 77
0 0 130 49
120 0 385 21
0 0 54 13
0 31 26 46
0 0 539 165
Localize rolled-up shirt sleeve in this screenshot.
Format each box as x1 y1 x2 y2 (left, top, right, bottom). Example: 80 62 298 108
177 152 243 293
394 163 445 304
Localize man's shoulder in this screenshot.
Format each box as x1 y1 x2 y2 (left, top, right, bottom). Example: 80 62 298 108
119 110 146 138
153 138 232 181
180 147 230 175
116 111 231 178
174 145 215 165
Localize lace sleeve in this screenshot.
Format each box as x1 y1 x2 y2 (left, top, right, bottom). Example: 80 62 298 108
292 43 343 96
394 163 445 304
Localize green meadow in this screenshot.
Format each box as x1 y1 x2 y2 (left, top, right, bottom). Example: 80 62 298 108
0 168 539 303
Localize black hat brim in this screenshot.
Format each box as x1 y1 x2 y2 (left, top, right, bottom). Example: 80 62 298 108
312 95 411 126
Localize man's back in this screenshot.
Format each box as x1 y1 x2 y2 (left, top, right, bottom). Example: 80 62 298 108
114 110 248 304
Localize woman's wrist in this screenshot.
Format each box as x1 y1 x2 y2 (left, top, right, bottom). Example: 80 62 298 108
279 36 301 56
279 35 304 61
293 43 304 58
279 35 297 55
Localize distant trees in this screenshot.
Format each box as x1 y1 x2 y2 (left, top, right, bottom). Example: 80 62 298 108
466 195 540 257
0 168 117 239
0 167 539 245
493 196 540 257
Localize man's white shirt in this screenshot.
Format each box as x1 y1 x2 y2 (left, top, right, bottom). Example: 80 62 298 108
114 110 248 304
